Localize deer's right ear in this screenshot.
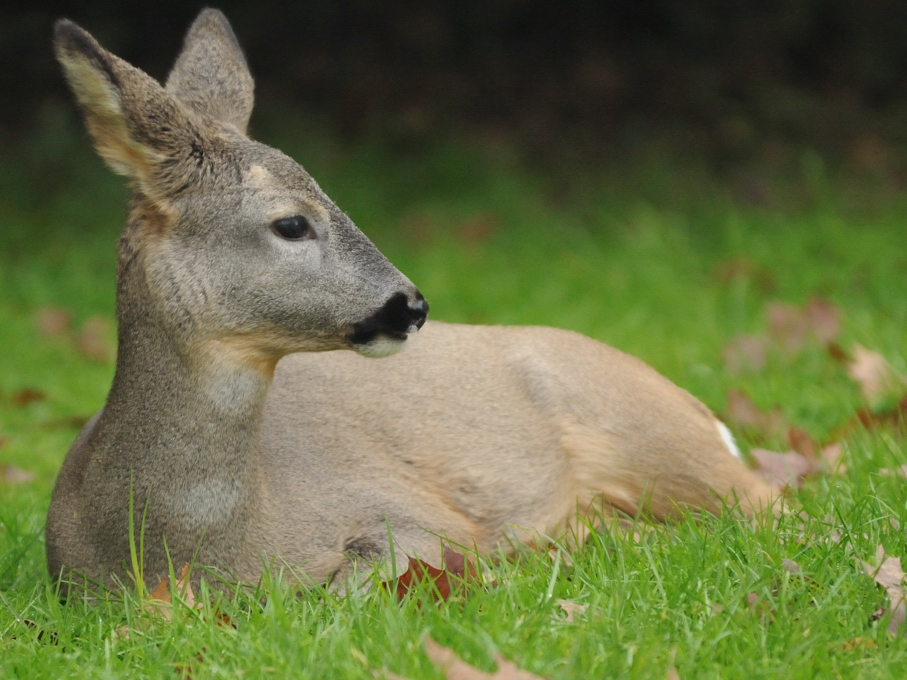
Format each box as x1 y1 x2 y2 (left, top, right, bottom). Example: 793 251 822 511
54 19 199 189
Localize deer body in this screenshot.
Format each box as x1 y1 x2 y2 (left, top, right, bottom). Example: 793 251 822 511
46 11 773 590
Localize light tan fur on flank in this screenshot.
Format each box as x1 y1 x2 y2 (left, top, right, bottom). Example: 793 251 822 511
46 10 774 592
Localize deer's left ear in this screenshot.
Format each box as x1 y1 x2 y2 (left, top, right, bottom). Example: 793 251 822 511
55 18 200 194
165 8 254 132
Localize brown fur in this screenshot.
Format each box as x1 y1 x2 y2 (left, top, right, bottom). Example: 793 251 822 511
47 10 774 593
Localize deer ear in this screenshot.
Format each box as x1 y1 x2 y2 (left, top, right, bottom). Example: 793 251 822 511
55 19 199 190
165 9 254 132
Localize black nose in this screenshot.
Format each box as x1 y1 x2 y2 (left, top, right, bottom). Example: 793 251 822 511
349 291 430 347
409 293 429 330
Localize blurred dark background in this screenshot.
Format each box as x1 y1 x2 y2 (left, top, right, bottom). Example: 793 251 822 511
3 0 907 174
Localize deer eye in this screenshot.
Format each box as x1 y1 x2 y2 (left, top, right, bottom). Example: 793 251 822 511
271 215 314 241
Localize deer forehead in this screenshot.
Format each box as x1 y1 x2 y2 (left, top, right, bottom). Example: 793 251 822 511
240 161 331 224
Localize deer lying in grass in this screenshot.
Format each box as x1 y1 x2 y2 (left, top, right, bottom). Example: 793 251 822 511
46 9 774 592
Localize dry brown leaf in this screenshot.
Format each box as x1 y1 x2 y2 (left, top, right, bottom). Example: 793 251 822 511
666 664 681 680
782 558 802 574
1 464 35 485
386 550 482 603
148 563 195 621
848 346 906 401
9 619 58 645
750 449 820 490
424 638 547 680
803 297 841 343
859 546 906 635
765 297 841 352
785 430 846 473
725 389 786 437
766 301 809 352
75 317 114 363
115 565 201 640
787 427 816 458
540 543 574 567
837 636 878 652
555 599 587 623
11 388 46 407
35 306 72 337
827 342 851 364
851 396 907 435
723 334 770 374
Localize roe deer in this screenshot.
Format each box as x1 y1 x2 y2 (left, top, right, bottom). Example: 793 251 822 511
47 9 774 591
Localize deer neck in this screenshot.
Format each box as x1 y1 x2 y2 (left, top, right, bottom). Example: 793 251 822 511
90 246 277 559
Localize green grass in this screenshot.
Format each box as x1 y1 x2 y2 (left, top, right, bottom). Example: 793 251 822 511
1 109 907 678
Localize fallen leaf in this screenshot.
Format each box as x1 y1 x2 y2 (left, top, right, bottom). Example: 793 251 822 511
749 449 820 490
424 638 547 680
725 389 786 437
827 342 851 364
1 465 35 485
539 543 574 567
803 297 841 343
766 301 809 352
11 388 46 407
555 599 587 623
9 619 58 645
859 546 906 635
837 636 878 652
723 334 770 374
785 431 846 473
387 550 482 603
782 558 802 574
765 297 841 352
820 443 845 471
35 306 72 337
848 346 906 401
787 427 816 458
75 317 114 363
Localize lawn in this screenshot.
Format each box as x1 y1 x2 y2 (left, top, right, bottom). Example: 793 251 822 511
1 110 906 678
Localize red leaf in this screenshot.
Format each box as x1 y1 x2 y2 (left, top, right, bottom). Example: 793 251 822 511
386 550 482 603
11 388 46 407
787 427 816 458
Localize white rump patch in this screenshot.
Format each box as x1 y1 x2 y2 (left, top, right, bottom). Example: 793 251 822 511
715 420 741 459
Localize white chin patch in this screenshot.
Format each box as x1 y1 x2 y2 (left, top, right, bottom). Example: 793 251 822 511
715 420 742 459
353 335 407 358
